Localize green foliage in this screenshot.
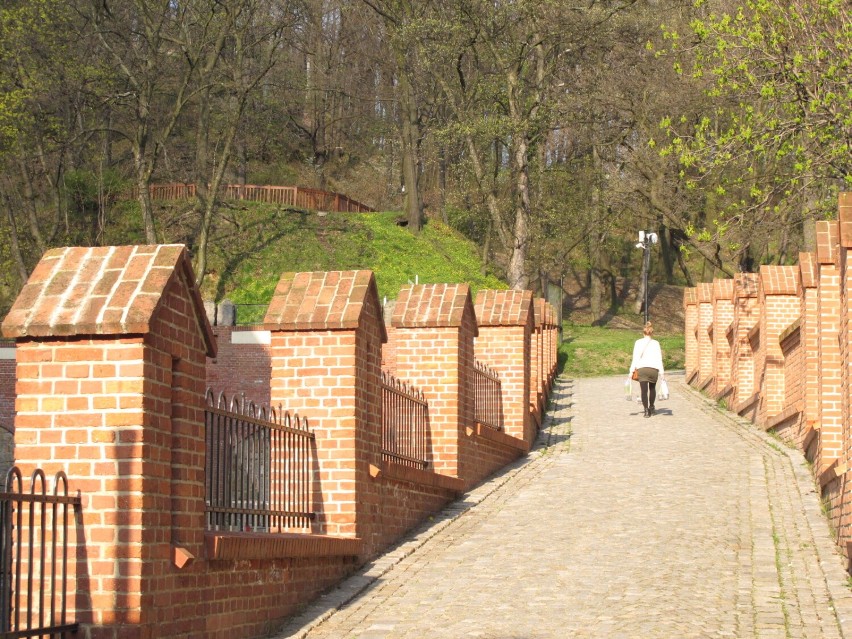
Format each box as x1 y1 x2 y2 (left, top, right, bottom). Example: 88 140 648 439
560 324 685 378
662 0 850 218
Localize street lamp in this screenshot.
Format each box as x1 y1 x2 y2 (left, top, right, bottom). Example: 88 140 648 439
635 230 658 325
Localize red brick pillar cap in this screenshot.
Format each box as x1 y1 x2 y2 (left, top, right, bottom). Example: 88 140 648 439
391 283 476 334
474 289 533 328
1 244 215 356
799 252 817 289
712 278 734 303
683 287 697 308
759 265 801 296
263 270 387 341
734 273 760 300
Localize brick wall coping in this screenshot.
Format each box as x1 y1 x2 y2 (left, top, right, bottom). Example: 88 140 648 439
779 317 802 347
725 321 735 340
205 532 361 561
765 403 802 432
734 273 760 299
469 423 530 452
698 282 713 303
264 270 387 342
683 287 697 306
816 221 839 265
474 289 533 327
747 322 761 344
369 462 465 493
712 278 734 301
759 265 801 296
1 244 216 356
799 252 817 288
391 283 476 333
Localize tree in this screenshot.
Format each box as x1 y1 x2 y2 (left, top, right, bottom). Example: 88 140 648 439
664 0 851 222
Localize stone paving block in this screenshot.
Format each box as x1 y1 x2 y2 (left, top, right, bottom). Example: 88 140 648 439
270 374 852 639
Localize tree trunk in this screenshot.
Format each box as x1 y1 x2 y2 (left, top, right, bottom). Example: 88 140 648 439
3 194 30 283
398 69 422 233
506 135 531 290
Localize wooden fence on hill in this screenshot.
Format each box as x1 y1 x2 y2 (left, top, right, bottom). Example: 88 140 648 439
136 183 374 213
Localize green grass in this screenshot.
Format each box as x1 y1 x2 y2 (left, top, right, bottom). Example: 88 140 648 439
559 324 685 378
202 206 507 322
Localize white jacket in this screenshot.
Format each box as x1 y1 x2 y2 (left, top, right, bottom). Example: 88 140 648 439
629 336 665 377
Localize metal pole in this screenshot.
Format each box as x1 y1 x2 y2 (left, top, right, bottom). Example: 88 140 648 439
642 238 651 325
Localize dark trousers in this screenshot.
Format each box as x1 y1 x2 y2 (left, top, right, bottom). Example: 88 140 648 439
640 381 657 412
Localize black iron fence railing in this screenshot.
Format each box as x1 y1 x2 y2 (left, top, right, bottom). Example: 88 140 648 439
0 467 80 639
472 361 504 431
205 390 315 532
381 372 429 469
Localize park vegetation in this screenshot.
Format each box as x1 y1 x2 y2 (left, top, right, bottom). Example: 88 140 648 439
0 0 848 320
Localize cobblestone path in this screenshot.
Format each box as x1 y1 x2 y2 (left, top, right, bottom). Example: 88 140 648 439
272 374 852 639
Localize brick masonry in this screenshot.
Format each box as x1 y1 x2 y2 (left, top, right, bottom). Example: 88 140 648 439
1 249 559 638
685 192 852 565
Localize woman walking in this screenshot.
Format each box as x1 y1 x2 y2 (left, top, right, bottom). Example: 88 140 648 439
629 322 665 418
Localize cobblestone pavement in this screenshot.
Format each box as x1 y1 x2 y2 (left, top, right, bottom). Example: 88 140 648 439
271 374 852 639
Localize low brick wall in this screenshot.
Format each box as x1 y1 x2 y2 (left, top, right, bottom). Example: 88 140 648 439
684 192 852 566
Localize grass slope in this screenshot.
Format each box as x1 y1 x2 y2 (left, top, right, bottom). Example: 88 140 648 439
203 206 506 321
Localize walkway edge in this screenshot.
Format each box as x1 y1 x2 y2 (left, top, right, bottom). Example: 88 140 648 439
269 378 574 639
677 377 852 638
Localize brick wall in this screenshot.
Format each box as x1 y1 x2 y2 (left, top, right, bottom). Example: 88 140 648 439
205 326 271 406
683 288 698 379
711 279 735 395
697 283 714 385
474 289 534 444
683 193 852 565
2 248 553 638
730 274 759 411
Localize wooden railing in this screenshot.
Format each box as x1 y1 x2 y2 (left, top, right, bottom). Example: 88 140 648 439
137 183 373 213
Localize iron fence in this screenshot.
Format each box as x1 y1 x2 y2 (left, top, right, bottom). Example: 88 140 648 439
381 373 429 469
0 467 80 639
472 361 504 431
205 390 315 533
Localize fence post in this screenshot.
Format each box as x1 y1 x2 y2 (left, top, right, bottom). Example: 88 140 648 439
696 283 714 388
263 270 386 557
683 288 698 381
473 290 534 445
1 244 215 638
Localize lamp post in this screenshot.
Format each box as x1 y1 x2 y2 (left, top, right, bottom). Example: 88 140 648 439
635 230 658 325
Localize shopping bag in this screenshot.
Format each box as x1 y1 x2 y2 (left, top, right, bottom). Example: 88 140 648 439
624 377 632 400
658 379 669 401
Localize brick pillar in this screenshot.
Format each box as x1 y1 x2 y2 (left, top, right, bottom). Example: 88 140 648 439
1 244 216 639
697 283 714 385
390 284 477 478
263 270 385 554
530 299 546 423
474 289 534 445
730 273 760 410
546 302 558 387
683 288 698 379
839 194 852 473
711 279 735 395
799 252 820 449
817 221 842 468
756 265 801 425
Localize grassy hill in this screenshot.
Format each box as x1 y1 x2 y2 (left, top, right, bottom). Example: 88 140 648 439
202 205 507 322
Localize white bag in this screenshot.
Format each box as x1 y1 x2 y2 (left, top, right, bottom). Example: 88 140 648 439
624 377 633 401
658 379 669 401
